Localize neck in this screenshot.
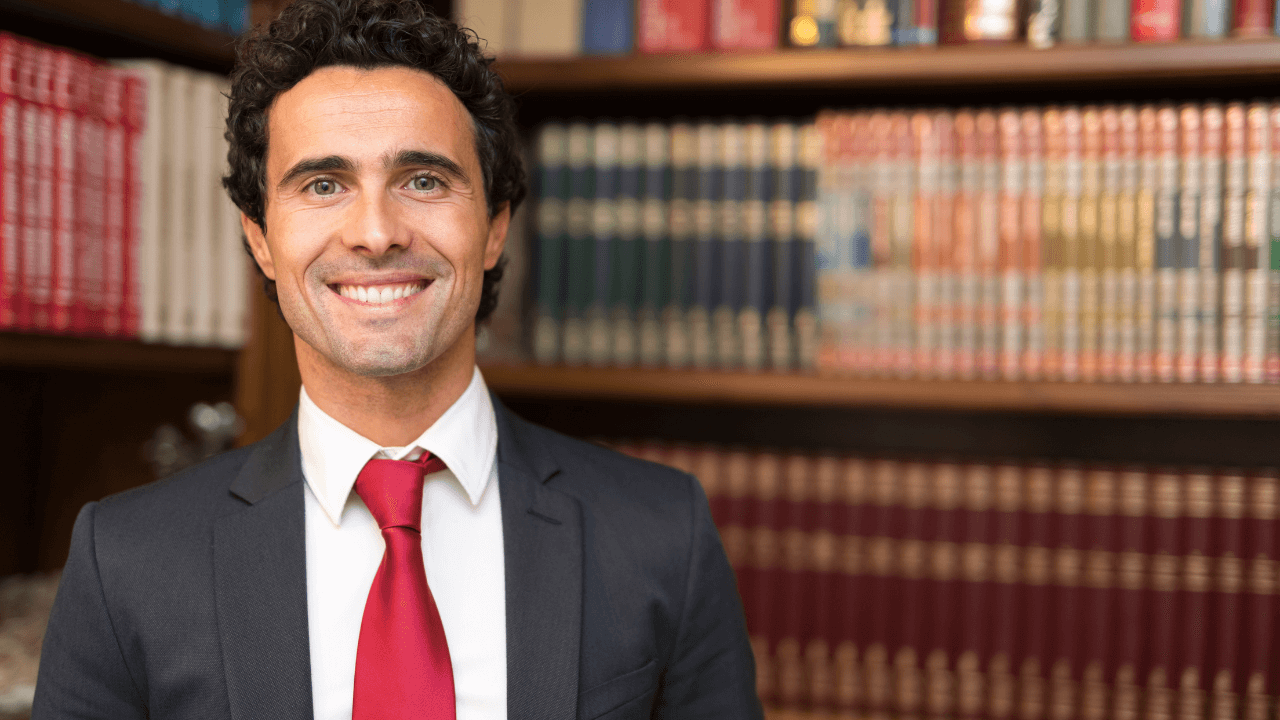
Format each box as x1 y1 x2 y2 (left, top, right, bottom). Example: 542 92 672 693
295 331 476 448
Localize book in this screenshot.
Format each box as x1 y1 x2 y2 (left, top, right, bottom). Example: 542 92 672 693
162 65 193 344
1175 470 1213 720
1145 469 1182 720
0 35 19 330
1232 0 1274 34
74 62 106 336
1118 106 1141 382
1079 107 1101 381
741 120 770 371
1265 103 1279 383
532 123 568 364
1022 109 1045 380
21 44 54 332
870 112 895 375
1209 470 1246 720
582 0 634 54
187 72 221 346
213 80 245 349
1177 104 1202 383
1099 107 1122 381
691 121 719 369
114 60 167 344
1079 468 1116 720
890 112 917 378
611 122 643 367
1244 103 1271 383
1222 104 1247 382
1185 0 1231 36
895 0 939 43
637 0 710 52
1111 468 1149 720
561 121 593 365
1095 0 1131 39
767 122 798 371
1198 104 1225 382
1131 0 1182 39
101 68 129 338
987 464 1023 719
714 0 782 49
837 0 896 46
1047 465 1084 720
816 112 847 372
912 111 941 377
796 122 821 369
453 0 513 56
1061 107 1083 382
1155 104 1180 383
953 464 994 718
48 50 77 334
1042 107 1065 381
638 122 669 367
998 109 1024 380
978 111 1003 380
514 0 582 56
1016 464 1054 720
588 121 619 366
1137 105 1160 382
940 0 1019 43
1061 0 1094 41
952 110 979 379
1241 471 1278 720
715 122 745 369
665 121 696 368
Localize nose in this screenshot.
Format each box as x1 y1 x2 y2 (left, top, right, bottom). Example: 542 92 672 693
342 189 409 257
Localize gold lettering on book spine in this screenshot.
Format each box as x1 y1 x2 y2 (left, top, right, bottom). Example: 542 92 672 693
1248 553 1276 594
1183 551 1211 593
1146 667 1173 720
1184 473 1213 518
895 647 923 715
873 460 900 507
1120 469 1148 517
1151 553 1180 592
1119 551 1145 590
1055 547 1083 587
1026 465 1054 513
1085 549 1114 588
964 464 993 510
1249 472 1277 520
995 464 1022 512
755 452 783 501
752 527 779 570
783 528 808 572
1217 552 1243 593
845 457 870 506
1085 468 1116 515
1217 472 1245 518
1154 472 1181 518
962 541 990 582
900 539 927 579
1081 660 1109 720
904 462 930 509
1057 466 1085 514
1210 669 1237 720
720 525 749 568
1177 667 1205 720
1025 545 1052 586
1242 673 1268 720
814 455 840 505
925 648 954 717
785 454 809 504
834 640 859 712
1049 659 1076 720
995 543 1021 584
869 536 895 576
955 650 985 717
725 451 753 499
776 637 805 707
863 644 891 711
1112 665 1140 720
806 638 833 711
988 653 1015 719
752 635 774 701
841 534 864 576
811 529 837 573
1019 657 1047 720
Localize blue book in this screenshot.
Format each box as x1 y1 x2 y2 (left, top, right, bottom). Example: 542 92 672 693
795 122 821 369
740 121 771 371
582 0 634 54
1154 105 1180 382
638 123 670 368
767 122 799 371
691 121 721 369
532 123 569 364
715 122 747 369
588 122 620 366
665 122 697 368
219 0 249 32
562 122 595 365
610 123 644 366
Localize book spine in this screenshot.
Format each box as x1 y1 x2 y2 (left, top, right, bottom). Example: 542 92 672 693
690 121 719 369
101 68 127 338
1132 0 1182 38
1080 467 1117 720
1231 0 1274 34
1062 107 1084 382
187 73 217 346
714 122 744 370
1111 468 1149 720
796 122 821 370
1244 103 1272 383
588 121 619 366
935 112 958 379
1095 0 1131 38
1208 470 1246 720
894 462 930 720
1265 103 1280 383
837 458 870 717
1080 107 1102 381
1241 471 1278 720
1027 0 1064 47
213 80 242 348
749 453 787 710
1118 106 1141 382
112 61 163 343
562 122 594 365
1062 0 1095 40
0 37 20 329
863 459 901 717
976 111 1002 380
1100 106 1123 381
1017 464 1054 720
741 121 770 372
891 112 917 378
75 67 105 337
1222 104 1248 383
1042 108 1065 381
1137 105 1161 382
806 455 842 714
986 464 1023 720
714 0 782 49
1155 104 1181 383
533 123 569 364
998 109 1024 381
1176 470 1213 720
638 123 669 367
637 0 711 52
1146 469 1184 720
870 112 894 376
612 123 643 367
924 463 964 720
940 0 1018 42
1199 104 1225 382
1186 0 1232 36
767 121 797 371
666 122 696 368
816 112 843 373
24 46 54 332
715 451 758 696
953 110 980 380
1177 104 1203 383
911 111 938 377
1022 109 1045 380
838 0 896 46
48 50 75 334
954 464 995 720
581 0 634 54
163 67 192 344
1048 465 1085 720
851 113 874 375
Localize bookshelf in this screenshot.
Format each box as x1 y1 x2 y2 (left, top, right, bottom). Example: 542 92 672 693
0 333 239 374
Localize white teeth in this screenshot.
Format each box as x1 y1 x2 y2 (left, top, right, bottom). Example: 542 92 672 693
393 286 405 300
337 282 426 304
378 286 391 303
357 286 369 303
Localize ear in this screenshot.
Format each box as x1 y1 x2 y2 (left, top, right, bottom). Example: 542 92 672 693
241 212 277 280
482 203 511 270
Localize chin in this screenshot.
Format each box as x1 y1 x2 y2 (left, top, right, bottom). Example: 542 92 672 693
329 339 438 378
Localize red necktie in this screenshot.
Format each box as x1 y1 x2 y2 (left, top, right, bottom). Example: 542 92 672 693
352 452 456 719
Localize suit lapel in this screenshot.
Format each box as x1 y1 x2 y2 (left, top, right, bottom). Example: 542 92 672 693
213 412 313 720
495 398 583 720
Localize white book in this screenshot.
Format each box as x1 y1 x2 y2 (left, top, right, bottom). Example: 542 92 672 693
454 0 515 57
188 71 220 346
114 60 168 343
214 78 248 348
163 66 194 344
514 0 581 56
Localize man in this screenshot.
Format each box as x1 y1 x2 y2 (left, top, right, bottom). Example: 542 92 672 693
31 0 761 718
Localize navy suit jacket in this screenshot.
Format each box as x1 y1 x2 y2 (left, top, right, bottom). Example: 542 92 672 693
32 396 762 720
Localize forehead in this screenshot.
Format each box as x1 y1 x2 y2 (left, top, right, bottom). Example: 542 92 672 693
266 64 476 174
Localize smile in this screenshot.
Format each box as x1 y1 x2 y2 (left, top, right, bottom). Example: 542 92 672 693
333 281 429 305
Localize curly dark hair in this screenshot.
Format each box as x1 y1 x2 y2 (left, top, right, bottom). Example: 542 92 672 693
222 0 526 324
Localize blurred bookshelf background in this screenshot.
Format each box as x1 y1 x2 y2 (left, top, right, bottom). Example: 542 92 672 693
3 0 1280 716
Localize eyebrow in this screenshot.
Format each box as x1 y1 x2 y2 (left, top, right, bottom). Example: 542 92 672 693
277 155 355 192
276 150 471 192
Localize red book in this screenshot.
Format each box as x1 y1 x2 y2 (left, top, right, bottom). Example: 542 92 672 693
0 34 22 329
72 62 106 335
119 72 145 338
1017 463 1054 720
714 449 756 682
745 450 783 706
1048 464 1086 720
863 459 901 717
637 0 711 52
987 463 1023 720
836 457 870 716
1243 471 1278 720
1080 467 1118 720
924 462 964 720
954 463 995 720
710 0 780 49
1209 470 1246 720
1231 0 1274 35
1131 0 1181 40
1176 469 1214 720
1110 468 1149 720
806 454 842 714
1145 469 1183 720
101 68 127 337
48 50 76 333
894 461 930 719
15 41 48 331
774 452 808 710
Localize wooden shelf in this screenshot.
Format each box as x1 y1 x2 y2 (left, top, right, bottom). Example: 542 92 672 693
496 39 1280 93
482 364 1280 418
0 0 237 69
0 333 238 374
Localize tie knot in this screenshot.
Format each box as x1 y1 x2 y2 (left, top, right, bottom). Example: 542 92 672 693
354 453 446 531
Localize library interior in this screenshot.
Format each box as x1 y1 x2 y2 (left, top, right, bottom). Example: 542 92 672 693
2 0 1280 717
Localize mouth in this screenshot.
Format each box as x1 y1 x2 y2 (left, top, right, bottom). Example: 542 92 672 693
330 280 430 305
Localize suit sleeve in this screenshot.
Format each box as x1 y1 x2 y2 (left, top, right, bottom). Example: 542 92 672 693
32 502 148 720
653 475 764 719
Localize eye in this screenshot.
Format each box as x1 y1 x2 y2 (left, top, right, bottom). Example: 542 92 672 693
309 178 340 196
409 174 440 193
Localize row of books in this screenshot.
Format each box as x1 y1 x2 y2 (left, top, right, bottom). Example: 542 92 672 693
530 120 819 371
0 34 249 348
123 0 250 35
456 0 1280 58
816 103 1280 384
611 439 1280 720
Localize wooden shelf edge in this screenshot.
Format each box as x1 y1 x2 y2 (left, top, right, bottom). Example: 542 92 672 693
0 0 238 68
0 333 239 374
482 364 1280 418
496 39 1280 92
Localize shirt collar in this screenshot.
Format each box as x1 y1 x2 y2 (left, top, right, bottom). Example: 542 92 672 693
297 366 498 527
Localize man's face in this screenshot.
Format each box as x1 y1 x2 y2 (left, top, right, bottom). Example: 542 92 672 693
243 65 509 378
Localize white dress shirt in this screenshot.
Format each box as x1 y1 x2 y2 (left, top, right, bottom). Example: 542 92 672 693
297 366 506 720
